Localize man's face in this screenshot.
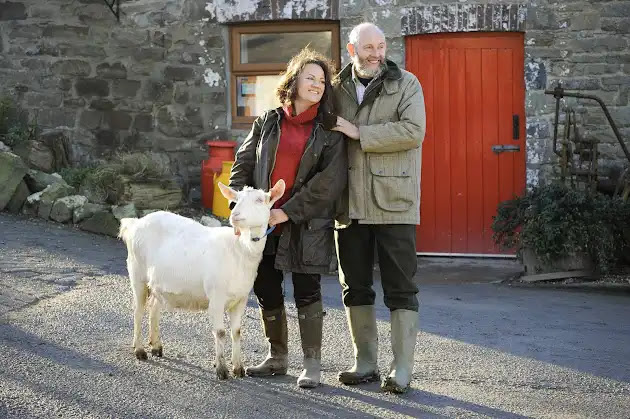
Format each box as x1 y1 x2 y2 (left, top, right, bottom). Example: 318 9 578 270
348 28 386 78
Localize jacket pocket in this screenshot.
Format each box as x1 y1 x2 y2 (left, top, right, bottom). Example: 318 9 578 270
369 154 414 212
302 218 334 266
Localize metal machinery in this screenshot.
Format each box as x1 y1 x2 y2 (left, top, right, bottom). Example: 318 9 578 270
546 84 630 200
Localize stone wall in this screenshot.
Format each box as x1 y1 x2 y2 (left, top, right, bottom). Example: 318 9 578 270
336 0 630 185
522 0 630 185
1 0 629 192
0 0 226 196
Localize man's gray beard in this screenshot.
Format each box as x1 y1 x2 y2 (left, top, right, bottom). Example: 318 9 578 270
353 57 386 78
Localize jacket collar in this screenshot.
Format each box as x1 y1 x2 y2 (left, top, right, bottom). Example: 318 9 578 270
337 59 402 83
268 106 325 127
337 59 402 95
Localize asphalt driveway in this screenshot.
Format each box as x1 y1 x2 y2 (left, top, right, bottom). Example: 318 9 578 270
1 213 629 418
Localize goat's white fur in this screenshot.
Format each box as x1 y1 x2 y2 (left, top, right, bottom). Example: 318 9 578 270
119 180 285 379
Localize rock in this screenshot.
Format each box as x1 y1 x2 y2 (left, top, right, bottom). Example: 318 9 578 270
39 182 75 203
24 169 66 192
112 203 137 220
79 182 107 205
138 209 159 217
38 200 53 219
0 141 10 152
38 182 75 219
79 211 120 237
0 152 28 211
22 191 43 216
13 140 54 173
200 215 221 227
124 182 182 210
50 195 88 223
73 202 110 224
27 140 55 172
75 78 109 97
96 62 127 79
12 130 71 173
188 185 201 205
6 180 30 214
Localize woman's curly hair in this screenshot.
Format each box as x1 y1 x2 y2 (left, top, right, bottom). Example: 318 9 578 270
275 47 337 115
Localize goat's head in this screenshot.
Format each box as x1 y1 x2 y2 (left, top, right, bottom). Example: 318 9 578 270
218 180 286 233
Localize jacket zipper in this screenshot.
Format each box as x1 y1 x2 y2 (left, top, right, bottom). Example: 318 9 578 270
268 118 281 189
295 123 320 178
341 74 385 119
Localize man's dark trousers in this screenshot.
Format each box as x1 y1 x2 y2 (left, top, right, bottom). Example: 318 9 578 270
336 222 419 311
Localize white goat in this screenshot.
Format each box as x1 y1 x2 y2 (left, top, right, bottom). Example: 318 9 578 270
118 180 285 379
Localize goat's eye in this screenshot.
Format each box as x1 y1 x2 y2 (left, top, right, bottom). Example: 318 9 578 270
256 197 264 203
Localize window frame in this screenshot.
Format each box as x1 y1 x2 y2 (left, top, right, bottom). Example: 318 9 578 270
229 21 341 128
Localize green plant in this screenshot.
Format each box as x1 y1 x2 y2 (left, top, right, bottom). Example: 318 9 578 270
492 182 630 273
116 152 170 181
58 167 95 189
4 122 38 147
82 166 126 205
0 96 37 147
62 152 172 205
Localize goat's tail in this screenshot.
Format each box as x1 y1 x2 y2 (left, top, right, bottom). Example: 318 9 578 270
118 217 139 244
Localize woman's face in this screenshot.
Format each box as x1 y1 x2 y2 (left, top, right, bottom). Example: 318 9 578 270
295 63 326 106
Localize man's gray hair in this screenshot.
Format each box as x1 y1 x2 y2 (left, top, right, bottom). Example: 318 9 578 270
348 22 385 46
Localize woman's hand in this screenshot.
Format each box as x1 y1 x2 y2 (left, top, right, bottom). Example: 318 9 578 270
332 116 360 140
269 209 289 226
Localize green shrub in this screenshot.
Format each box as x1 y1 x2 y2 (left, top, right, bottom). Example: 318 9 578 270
0 96 37 147
60 152 172 205
492 182 630 273
58 167 95 189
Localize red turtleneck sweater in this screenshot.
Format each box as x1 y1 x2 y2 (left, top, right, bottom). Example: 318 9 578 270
271 103 319 210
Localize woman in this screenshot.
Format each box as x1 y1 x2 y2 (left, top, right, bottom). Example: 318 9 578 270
228 48 347 388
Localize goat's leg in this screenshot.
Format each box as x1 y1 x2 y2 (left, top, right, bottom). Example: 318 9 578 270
148 296 163 357
208 297 229 379
130 279 149 360
228 298 247 377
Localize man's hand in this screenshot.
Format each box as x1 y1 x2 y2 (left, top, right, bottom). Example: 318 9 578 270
269 209 289 226
332 116 360 140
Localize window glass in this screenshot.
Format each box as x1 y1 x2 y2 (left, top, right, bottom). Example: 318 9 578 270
240 32 332 64
235 75 282 117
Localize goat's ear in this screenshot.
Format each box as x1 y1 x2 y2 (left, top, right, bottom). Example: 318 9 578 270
268 179 286 205
218 182 237 202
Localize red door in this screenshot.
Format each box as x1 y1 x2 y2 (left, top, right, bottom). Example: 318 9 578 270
406 32 526 255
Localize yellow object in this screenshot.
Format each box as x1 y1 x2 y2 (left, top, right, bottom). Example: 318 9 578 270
212 160 233 218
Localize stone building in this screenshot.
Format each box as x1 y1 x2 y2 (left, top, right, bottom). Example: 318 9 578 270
1 0 628 254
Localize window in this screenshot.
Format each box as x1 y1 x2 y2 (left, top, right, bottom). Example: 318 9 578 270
230 22 341 127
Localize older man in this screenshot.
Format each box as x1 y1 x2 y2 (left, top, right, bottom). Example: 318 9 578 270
331 22 426 394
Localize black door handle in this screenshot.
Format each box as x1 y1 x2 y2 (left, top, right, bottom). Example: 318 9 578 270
492 145 521 154
513 115 519 140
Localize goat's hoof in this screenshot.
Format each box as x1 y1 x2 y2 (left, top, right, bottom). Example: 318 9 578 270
233 366 245 378
216 366 230 380
134 348 148 360
151 347 163 357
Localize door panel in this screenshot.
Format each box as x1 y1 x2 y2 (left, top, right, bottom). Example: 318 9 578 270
406 32 526 255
